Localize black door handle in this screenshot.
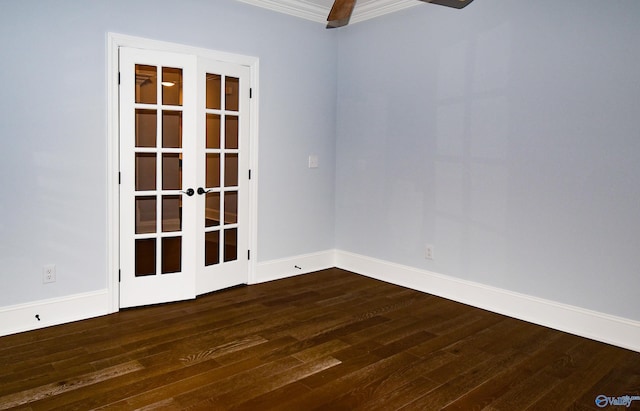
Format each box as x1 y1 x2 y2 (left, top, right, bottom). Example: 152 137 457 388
197 187 211 195
180 188 195 196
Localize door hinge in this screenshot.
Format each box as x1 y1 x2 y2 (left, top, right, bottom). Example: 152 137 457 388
118 172 121 184
248 169 251 180
247 250 251 260
118 269 121 282
118 72 121 85
249 88 252 98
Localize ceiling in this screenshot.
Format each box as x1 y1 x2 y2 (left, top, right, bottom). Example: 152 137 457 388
235 0 423 25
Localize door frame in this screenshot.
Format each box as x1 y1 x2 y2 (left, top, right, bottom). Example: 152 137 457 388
107 33 260 312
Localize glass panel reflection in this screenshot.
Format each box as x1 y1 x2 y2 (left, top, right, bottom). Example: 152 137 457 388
225 115 239 149
206 73 221 110
206 154 220 188
162 236 181 274
162 195 181 232
206 114 221 149
225 77 239 111
135 65 157 104
135 196 156 234
205 231 220 266
162 67 182 106
135 109 157 147
224 228 237 262
162 111 182 148
224 191 238 224
135 153 156 191
162 154 182 190
224 154 238 187
205 192 220 227
135 238 156 276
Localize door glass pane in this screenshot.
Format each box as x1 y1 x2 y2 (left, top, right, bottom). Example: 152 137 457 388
205 231 220 266
135 153 156 191
135 197 156 234
162 195 181 232
224 228 237 262
224 154 238 187
162 154 181 190
225 115 239 149
225 77 239 111
206 73 221 109
135 65 157 104
206 154 220 188
162 67 183 106
206 114 221 149
136 109 157 147
135 238 156 276
162 236 181 274
205 192 220 227
224 191 238 224
162 111 182 148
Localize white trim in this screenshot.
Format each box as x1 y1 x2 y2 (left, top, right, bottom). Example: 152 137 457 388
350 0 421 25
4 249 639 352
106 34 120 314
0 290 110 337
106 33 260 310
246 57 260 285
253 249 336 284
108 33 261 68
235 0 421 25
236 0 328 23
335 250 640 353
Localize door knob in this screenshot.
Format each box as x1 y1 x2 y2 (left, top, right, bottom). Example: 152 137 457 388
180 188 195 196
197 187 211 195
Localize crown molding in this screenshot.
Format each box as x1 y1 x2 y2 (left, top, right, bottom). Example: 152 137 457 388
235 0 421 25
351 0 421 24
236 0 328 23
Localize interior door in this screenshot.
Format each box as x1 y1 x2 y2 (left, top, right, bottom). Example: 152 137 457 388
119 47 250 308
195 60 250 295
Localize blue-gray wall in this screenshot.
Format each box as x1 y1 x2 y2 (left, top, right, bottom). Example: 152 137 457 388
1 0 639 324
335 0 640 320
0 0 337 306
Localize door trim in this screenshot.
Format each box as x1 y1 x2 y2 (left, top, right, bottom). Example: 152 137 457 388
107 33 259 312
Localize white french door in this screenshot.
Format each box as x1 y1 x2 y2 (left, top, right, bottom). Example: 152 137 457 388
119 47 250 308
195 58 251 295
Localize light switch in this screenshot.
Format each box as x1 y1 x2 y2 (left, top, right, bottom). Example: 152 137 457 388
308 155 319 169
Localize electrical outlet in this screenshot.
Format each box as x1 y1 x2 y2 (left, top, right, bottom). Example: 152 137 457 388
43 264 56 283
425 244 434 260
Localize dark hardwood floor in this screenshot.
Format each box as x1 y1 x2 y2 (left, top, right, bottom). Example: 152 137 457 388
1 268 639 410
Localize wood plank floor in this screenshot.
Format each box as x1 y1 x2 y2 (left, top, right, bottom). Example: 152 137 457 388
1 268 639 410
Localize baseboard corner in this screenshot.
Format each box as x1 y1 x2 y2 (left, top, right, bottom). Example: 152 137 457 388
334 249 640 353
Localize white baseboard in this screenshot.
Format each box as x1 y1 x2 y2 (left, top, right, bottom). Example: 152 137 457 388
3 251 638 353
335 250 640 353
253 249 336 284
0 290 111 337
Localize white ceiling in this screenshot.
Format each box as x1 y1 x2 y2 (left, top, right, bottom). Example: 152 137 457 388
235 0 423 25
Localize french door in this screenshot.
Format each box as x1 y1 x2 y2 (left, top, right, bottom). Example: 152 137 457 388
119 47 250 308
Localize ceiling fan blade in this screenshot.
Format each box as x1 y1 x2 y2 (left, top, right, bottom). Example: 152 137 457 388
326 0 357 29
420 0 474 9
